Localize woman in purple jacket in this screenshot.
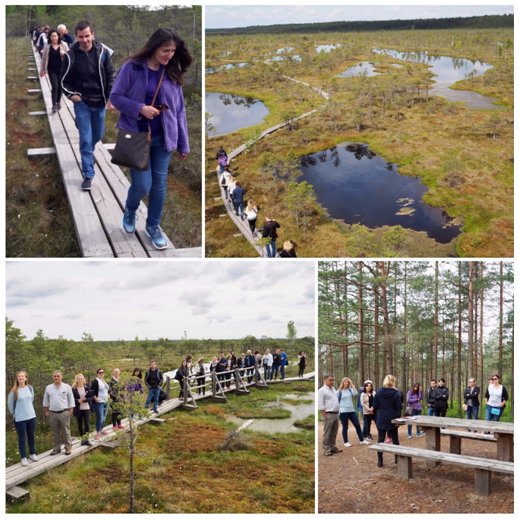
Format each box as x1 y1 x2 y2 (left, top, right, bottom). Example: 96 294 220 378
110 28 192 250
406 383 423 438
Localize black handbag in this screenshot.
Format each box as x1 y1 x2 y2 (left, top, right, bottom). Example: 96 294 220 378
111 68 165 171
404 406 414 416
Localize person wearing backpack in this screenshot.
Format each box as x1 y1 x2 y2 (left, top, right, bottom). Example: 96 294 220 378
261 215 281 258
337 377 370 447
8 371 39 466
220 166 232 200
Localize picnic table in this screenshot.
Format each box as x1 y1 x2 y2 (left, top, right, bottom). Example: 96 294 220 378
392 416 514 466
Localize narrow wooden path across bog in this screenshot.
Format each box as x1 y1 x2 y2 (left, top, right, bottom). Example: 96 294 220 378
212 68 330 256
28 44 201 258
6 370 314 501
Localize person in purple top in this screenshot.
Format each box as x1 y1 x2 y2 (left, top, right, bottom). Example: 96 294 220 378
406 383 423 438
110 28 192 250
218 153 228 174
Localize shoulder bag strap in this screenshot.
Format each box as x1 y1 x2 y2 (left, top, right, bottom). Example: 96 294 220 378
147 67 166 138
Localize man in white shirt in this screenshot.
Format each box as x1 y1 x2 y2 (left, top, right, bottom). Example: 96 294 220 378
43 370 75 455
318 374 342 456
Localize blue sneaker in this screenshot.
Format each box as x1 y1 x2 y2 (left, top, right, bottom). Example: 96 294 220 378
145 224 168 250
122 207 137 234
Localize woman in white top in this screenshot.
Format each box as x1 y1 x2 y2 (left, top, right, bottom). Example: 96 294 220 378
484 374 508 422
262 348 273 381
91 368 110 440
244 199 258 236
8 371 38 466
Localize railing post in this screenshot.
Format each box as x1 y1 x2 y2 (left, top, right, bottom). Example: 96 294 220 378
165 376 170 400
183 377 188 405
212 371 217 396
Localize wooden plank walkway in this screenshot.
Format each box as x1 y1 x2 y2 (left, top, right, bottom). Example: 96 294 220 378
211 67 330 256
29 44 201 258
6 370 314 491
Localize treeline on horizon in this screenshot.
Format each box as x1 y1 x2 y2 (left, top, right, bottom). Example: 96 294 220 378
207 14 514 35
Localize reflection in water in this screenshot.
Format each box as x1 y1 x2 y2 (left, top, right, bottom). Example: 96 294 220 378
206 92 270 135
206 62 249 74
336 62 380 77
373 48 500 110
316 44 341 53
297 144 461 243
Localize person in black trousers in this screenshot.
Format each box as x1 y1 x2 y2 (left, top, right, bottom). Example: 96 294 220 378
39 29 69 112
72 373 94 446
373 374 403 467
298 351 307 377
433 378 449 418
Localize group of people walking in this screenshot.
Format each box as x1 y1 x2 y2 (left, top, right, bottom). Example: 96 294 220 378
319 373 509 463
216 147 296 258
32 20 192 250
8 362 164 465
175 349 308 397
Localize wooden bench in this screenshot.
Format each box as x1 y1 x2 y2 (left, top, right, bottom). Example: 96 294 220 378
440 429 497 454
369 443 513 496
29 44 201 258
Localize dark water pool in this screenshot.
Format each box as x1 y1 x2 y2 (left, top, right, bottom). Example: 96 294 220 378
297 144 460 243
205 92 270 136
373 48 500 110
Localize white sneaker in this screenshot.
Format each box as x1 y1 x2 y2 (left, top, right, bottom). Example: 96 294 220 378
344 442 352 447
21 458 29 466
360 440 371 445
30 454 39 462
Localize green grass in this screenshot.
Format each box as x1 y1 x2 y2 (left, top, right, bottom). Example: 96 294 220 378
7 385 314 514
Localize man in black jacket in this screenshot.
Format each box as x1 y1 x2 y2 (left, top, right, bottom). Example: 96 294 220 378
426 379 437 416
245 350 256 383
261 215 281 258
61 20 115 190
144 361 163 413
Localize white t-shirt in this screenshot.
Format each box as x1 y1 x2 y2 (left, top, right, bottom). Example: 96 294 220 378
487 384 503 407
97 378 109 403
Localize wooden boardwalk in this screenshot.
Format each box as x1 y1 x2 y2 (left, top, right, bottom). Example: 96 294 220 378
28 45 201 258
211 68 330 256
6 370 314 497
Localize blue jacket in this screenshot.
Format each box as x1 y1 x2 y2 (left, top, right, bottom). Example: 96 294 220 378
373 387 402 431
110 59 189 154
232 186 246 204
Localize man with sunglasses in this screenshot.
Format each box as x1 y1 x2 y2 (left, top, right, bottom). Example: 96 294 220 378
318 374 342 456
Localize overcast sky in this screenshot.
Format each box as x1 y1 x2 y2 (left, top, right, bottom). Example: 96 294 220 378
206 5 513 29
6 261 315 341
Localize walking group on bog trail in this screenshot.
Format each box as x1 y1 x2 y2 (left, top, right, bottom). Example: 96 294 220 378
8 351 309 466
216 146 297 258
32 19 192 250
318 373 509 463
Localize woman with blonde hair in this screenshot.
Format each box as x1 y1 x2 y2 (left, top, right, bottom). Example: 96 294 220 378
244 199 258 236
72 373 94 445
338 377 370 447
8 371 38 465
373 374 402 467
279 240 297 258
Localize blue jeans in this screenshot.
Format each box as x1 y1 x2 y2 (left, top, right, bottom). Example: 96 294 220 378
73 100 106 179
145 387 161 412
235 202 244 218
280 365 285 379
271 365 279 379
427 406 436 416
339 411 364 443
126 133 172 227
266 238 276 258
93 402 109 433
407 409 422 435
263 366 271 380
466 405 479 431
14 417 37 459
485 405 501 422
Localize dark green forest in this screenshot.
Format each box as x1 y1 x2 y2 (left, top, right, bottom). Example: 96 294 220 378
6 5 202 88
318 261 514 418
207 14 514 35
